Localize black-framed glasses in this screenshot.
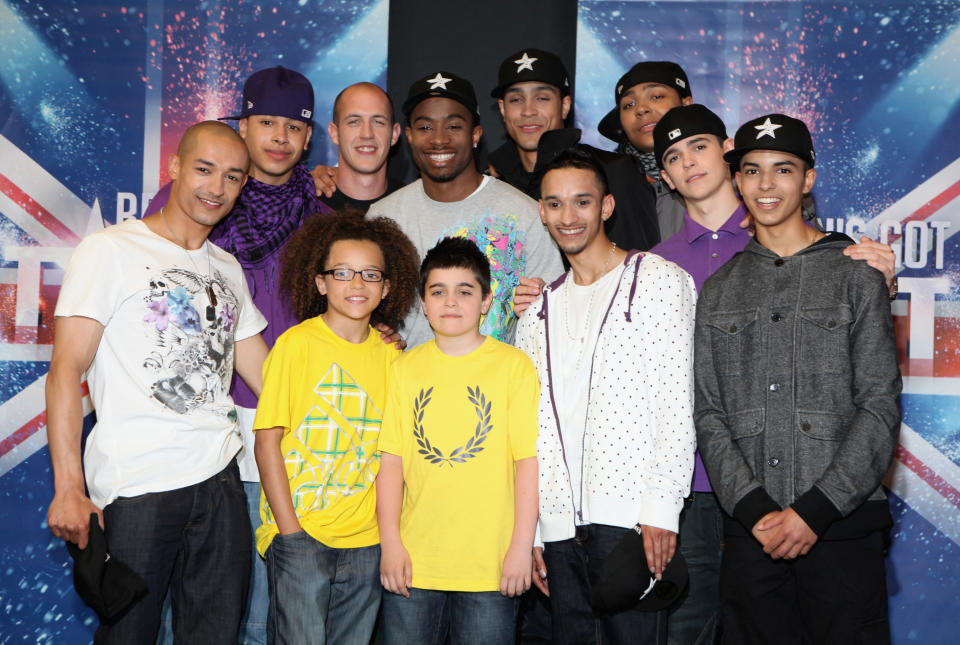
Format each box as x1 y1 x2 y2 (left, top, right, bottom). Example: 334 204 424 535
320 268 385 282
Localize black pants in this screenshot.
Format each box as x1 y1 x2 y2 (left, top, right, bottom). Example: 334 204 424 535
720 530 889 645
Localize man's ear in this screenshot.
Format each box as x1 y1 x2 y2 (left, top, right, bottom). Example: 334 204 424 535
237 118 248 140
722 137 735 153
472 124 483 148
561 95 572 120
498 99 506 120
328 121 339 146
391 122 401 146
168 153 181 180
303 125 314 151
681 96 694 107
538 199 547 225
803 167 817 194
405 125 413 143
601 193 616 221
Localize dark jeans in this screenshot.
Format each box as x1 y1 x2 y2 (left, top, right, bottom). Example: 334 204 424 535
543 524 667 645
668 493 723 645
265 531 380 645
381 587 519 645
720 531 889 645
97 460 251 645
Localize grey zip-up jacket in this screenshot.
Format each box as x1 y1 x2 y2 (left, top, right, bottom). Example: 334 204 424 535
694 233 901 537
517 251 697 540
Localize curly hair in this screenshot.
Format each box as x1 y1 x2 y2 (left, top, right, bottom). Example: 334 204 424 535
279 210 420 330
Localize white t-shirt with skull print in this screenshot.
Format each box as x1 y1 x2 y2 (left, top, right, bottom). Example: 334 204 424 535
55 219 267 509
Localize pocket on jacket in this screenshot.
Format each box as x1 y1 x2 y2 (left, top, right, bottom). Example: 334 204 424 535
729 408 765 476
796 410 849 490
799 304 853 374
704 309 760 376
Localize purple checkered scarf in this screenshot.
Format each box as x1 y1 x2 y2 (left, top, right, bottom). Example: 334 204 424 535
210 163 320 265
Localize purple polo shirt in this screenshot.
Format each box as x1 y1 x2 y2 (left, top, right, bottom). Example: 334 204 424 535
652 203 751 491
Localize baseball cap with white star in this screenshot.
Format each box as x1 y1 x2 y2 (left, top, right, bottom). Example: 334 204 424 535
402 71 480 122
490 48 570 98
724 113 816 168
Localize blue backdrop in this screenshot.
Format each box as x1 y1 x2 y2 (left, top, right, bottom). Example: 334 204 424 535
576 3 960 644
1 0 958 643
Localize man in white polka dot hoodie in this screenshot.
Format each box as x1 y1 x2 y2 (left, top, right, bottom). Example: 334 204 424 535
516 148 696 644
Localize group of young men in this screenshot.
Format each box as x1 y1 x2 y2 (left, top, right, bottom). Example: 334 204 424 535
47 46 901 645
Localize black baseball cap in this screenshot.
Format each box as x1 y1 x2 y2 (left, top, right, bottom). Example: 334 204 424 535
724 113 816 168
589 526 688 613
220 66 314 122
598 61 692 143
654 104 728 168
66 513 148 620
402 71 480 122
491 48 571 98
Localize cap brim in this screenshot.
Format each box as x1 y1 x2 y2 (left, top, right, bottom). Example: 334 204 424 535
218 115 243 121
588 529 689 614
598 107 623 143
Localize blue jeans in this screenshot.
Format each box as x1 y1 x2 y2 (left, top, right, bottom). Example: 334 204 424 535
265 531 380 645
543 524 667 645
668 493 723 645
98 460 251 645
157 480 267 645
381 587 518 645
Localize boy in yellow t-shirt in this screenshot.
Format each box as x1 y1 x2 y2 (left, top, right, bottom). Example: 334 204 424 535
253 212 419 645
377 237 540 645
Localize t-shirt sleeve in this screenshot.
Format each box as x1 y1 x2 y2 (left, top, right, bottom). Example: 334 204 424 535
378 361 407 456
54 231 125 325
233 269 268 341
508 351 540 461
252 331 297 433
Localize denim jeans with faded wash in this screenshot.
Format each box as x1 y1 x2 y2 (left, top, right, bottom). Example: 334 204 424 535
265 530 381 645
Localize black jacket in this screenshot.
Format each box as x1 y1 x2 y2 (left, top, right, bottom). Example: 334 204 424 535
488 128 661 251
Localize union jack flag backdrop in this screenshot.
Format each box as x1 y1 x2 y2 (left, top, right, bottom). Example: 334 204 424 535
1 0 958 642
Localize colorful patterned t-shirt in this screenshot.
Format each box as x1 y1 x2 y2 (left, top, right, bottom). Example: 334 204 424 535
253 315 401 555
367 176 564 348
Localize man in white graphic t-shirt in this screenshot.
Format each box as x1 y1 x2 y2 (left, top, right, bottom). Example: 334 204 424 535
46 121 269 644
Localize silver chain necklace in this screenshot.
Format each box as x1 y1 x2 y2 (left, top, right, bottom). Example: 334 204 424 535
562 241 617 370
160 208 218 322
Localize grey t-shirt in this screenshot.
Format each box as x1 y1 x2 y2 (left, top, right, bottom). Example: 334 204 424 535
368 176 564 348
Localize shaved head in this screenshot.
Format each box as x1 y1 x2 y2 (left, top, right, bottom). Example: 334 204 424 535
332 82 394 124
177 120 248 166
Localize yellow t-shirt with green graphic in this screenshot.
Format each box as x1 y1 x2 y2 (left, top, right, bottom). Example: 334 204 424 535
253 316 400 556
379 337 539 592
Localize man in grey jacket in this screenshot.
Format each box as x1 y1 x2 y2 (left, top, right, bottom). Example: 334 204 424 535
694 114 901 645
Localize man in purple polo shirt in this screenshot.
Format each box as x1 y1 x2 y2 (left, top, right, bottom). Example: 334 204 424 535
650 104 896 645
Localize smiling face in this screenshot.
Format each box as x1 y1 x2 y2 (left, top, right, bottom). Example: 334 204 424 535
420 265 492 341
736 149 816 231
539 166 614 257
315 238 390 330
618 83 691 152
498 82 571 153
660 135 734 202
167 126 249 231
405 97 482 185
329 84 400 176
238 115 312 185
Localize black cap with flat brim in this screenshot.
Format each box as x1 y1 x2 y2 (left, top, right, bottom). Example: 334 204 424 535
598 61 692 143
724 113 816 168
402 71 480 122
589 526 688 614
491 48 570 98
654 104 728 168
